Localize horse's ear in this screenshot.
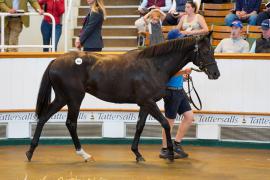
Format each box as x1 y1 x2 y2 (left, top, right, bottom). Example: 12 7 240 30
207 31 213 39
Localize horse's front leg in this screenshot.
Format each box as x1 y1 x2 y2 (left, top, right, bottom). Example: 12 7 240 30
144 100 174 161
131 106 148 162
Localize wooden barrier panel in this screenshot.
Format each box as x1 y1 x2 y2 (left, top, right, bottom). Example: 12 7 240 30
1 52 270 59
202 3 235 25
1 54 270 140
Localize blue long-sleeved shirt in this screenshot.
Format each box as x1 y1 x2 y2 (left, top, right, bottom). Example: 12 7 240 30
235 0 262 14
167 75 183 88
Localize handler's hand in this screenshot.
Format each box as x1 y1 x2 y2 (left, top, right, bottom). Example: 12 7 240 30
75 37 81 49
184 67 192 74
8 8 16 14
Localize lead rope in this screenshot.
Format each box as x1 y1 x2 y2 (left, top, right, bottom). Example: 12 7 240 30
186 74 202 110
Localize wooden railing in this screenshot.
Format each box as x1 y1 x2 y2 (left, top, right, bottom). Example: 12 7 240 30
1 108 270 116
1 52 270 60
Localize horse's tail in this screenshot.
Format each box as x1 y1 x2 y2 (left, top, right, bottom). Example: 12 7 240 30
35 60 55 119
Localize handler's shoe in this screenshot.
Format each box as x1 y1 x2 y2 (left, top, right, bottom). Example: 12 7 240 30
159 148 168 159
159 148 181 159
173 141 188 158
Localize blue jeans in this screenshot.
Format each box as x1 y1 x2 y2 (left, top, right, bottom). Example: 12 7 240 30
83 48 102 52
225 13 257 26
167 29 186 40
41 20 62 52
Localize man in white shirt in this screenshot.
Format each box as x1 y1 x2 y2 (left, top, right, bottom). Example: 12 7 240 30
214 20 250 53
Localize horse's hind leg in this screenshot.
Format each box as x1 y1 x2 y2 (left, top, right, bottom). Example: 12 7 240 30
65 95 94 162
131 106 148 162
26 97 66 161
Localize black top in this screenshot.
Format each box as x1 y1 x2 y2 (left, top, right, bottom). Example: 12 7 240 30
80 10 104 49
255 38 270 53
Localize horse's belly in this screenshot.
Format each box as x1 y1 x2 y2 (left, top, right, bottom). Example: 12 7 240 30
87 89 136 104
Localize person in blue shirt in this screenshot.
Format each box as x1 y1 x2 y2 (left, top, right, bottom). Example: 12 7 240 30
160 68 194 159
225 0 261 26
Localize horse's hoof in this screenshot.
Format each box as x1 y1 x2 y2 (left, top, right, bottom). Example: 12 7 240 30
168 155 174 162
85 156 95 163
25 151 33 162
136 156 145 162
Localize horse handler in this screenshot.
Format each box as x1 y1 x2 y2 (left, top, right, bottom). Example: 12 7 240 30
160 67 194 159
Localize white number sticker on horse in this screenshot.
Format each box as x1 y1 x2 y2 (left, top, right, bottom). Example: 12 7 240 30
75 58 83 65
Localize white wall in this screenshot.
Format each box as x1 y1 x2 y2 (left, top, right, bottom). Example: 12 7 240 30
0 58 270 113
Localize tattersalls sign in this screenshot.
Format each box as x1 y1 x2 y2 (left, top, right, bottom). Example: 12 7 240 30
0 111 269 127
195 114 270 127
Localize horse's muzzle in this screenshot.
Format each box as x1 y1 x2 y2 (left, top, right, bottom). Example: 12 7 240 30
208 71 220 80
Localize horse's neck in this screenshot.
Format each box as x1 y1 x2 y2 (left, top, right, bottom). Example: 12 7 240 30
158 48 193 77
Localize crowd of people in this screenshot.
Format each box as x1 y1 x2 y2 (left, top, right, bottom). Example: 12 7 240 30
0 0 105 52
135 0 270 53
0 0 65 52
1 0 269 53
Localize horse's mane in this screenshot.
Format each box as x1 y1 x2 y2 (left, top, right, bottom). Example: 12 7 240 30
138 36 196 59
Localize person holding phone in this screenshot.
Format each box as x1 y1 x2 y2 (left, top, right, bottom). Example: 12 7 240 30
0 0 43 52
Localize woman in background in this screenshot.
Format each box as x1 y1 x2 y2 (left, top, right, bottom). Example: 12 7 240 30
75 0 106 52
167 1 208 39
39 0 65 52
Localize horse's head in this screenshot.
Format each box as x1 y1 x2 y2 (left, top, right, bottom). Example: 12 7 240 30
192 33 220 80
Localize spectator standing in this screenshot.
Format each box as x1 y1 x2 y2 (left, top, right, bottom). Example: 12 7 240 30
0 0 43 52
215 20 249 53
38 0 65 52
75 0 106 52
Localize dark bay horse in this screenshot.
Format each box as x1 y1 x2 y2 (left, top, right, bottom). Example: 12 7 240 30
26 34 220 162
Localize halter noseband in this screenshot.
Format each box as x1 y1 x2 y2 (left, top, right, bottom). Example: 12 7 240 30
193 37 216 73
